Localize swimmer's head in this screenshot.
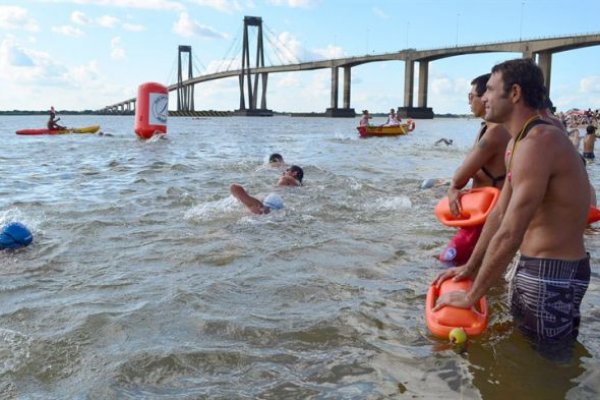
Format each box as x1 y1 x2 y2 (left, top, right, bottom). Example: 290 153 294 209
286 165 304 183
263 193 284 210
269 153 284 164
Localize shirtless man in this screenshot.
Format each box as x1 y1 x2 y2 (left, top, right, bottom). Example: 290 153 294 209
433 58 591 344
230 165 303 214
439 73 511 266
583 125 596 160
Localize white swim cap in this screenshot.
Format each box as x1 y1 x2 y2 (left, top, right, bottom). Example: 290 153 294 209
263 193 284 210
421 178 437 190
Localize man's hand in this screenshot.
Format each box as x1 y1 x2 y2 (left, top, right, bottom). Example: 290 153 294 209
432 290 474 312
447 187 463 217
431 265 470 287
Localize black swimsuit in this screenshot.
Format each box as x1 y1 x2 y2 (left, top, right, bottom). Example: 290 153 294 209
478 124 506 188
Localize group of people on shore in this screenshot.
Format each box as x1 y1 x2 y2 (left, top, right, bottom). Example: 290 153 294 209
431 58 594 354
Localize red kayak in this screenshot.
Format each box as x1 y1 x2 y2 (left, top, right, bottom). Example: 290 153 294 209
16 125 100 135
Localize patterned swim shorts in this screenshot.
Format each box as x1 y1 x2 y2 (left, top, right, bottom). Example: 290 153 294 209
510 254 591 342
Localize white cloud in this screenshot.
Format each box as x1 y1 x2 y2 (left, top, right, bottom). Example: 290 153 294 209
173 12 227 39
51 25 85 37
579 76 600 93
267 0 315 7
71 11 91 25
97 15 120 28
188 0 243 13
51 0 185 12
110 36 125 60
373 7 388 19
122 22 145 32
312 45 344 60
0 5 40 32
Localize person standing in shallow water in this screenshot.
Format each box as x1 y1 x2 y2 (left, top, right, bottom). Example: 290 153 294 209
438 73 511 267
433 58 592 346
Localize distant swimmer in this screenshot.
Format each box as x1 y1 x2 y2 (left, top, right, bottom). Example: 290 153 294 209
583 125 596 160
434 138 453 146
268 153 285 167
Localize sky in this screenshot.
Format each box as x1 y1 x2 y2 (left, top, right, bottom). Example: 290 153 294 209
2 0 600 114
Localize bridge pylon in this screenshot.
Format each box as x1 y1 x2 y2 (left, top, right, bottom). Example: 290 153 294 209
177 45 194 112
236 16 273 116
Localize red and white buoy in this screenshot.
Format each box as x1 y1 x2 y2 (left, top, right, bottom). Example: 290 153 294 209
134 82 168 139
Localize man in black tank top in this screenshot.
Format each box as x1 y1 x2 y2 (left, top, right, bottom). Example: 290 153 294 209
433 58 592 349
439 73 511 267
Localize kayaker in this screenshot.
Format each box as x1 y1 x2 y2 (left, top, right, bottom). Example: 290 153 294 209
47 106 66 130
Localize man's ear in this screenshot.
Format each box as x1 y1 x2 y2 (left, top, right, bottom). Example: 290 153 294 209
510 83 522 104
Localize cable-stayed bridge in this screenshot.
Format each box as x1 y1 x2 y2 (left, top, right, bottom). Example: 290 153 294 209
102 16 600 118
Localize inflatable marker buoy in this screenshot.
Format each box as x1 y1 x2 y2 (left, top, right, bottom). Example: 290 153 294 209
0 222 33 250
435 187 500 227
134 82 168 140
425 279 488 338
588 206 600 224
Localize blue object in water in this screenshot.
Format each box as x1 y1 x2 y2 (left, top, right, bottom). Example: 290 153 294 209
0 222 33 250
263 193 284 210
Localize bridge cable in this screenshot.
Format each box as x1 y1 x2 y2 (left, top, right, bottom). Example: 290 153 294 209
264 24 302 64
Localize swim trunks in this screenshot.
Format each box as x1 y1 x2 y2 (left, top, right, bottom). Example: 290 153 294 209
438 224 483 267
583 152 595 160
263 193 284 210
510 254 591 342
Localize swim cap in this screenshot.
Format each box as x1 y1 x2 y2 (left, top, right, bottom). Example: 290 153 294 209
263 193 284 210
421 178 437 190
0 222 33 250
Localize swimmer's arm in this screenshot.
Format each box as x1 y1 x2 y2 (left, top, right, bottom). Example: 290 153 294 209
230 184 267 214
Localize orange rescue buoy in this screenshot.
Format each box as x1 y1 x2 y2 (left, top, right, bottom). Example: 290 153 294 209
435 187 500 227
589 206 600 224
425 279 488 338
134 82 168 139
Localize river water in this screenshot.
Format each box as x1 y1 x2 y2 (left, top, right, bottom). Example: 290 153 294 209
0 114 599 399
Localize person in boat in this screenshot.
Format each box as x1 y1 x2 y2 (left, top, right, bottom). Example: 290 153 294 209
230 165 304 214
583 125 596 160
47 106 66 130
359 110 371 127
438 73 511 267
433 58 592 346
383 108 400 127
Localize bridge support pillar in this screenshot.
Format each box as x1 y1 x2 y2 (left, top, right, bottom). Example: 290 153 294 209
537 51 552 95
398 59 433 119
325 65 355 117
236 16 272 116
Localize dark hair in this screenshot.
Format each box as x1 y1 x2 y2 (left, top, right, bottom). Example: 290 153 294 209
491 58 546 109
471 73 491 97
289 165 303 183
542 95 553 110
587 125 597 134
269 153 283 163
